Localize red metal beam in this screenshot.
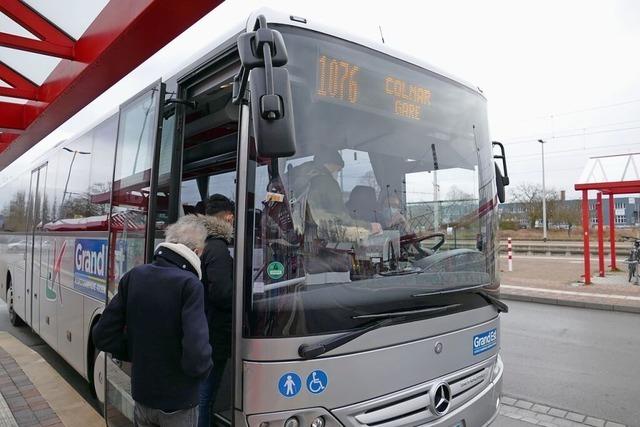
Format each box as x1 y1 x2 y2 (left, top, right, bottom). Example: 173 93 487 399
581 190 591 285
596 192 604 277
0 134 18 146
600 188 640 196
0 33 74 59
575 180 640 192
0 0 222 169
0 102 26 131
608 194 617 271
0 0 75 58
0 61 39 100
0 102 41 131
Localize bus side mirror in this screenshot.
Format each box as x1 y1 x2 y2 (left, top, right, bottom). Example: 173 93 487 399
233 16 296 158
249 67 296 157
492 141 509 203
495 163 506 203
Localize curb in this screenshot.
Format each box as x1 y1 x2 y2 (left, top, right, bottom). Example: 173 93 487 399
500 292 640 315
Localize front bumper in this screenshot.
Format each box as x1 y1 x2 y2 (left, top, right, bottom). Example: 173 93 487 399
430 355 503 427
245 355 504 427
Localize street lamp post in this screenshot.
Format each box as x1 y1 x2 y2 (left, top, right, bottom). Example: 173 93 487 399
538 139 547 241
60 147 91 212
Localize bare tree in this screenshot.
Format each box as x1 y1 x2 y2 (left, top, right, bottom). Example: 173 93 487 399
510 183 559 230
554 200 582 237
446 185 474 201
2 191 27 232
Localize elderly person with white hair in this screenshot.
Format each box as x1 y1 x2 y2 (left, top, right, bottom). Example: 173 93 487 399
93 215 212 427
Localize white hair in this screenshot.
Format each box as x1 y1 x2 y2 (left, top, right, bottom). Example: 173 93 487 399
164 215 207 251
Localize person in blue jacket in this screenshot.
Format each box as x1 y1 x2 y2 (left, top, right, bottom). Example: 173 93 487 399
93 215 212 427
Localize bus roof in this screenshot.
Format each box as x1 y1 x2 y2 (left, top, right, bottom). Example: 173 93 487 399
0 7 485 182
250 8 484 98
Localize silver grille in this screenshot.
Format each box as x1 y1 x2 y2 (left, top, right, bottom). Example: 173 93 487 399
333 357 495 427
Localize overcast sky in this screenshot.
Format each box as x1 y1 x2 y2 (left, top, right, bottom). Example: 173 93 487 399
2 0 640 199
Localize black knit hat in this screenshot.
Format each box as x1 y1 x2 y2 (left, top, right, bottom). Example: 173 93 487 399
206 194 235 216
314 150 344 168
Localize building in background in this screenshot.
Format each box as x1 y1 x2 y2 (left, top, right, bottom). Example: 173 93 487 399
498 195 640 229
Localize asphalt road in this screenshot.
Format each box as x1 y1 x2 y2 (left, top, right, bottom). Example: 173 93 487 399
501 300 640 426
0 300 533 426
6 299 637 426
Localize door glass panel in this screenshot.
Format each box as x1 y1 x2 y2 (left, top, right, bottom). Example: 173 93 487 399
152 109 177 233
181 75 238 425
25 169 39 327
33 164 47 333
105 82 164 426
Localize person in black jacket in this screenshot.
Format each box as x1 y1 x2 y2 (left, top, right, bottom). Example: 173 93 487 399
197 194 234 427
93 216 212 427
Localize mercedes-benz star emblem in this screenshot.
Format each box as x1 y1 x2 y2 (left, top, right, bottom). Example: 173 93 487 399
430 382 452 416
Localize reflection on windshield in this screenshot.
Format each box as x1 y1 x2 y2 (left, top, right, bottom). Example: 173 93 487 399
246 27 498 337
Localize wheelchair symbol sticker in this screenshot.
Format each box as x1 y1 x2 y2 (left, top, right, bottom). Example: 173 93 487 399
278 372 301 398
306 370 328 394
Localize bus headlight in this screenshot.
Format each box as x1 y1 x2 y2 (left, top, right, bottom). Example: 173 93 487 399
284 417 300 427
248 409 338 427
490 354 503 382
310 417 325 427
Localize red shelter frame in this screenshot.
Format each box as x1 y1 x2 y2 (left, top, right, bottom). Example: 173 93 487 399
0 0 222 166
574 180 640 284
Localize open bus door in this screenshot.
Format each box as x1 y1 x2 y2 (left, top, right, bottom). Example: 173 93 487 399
103 80 166 426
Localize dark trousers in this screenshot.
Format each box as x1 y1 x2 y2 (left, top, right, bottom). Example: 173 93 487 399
134 402 198 427
198 358 228 427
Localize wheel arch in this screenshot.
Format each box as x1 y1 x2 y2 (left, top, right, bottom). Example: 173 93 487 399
4 270 11 301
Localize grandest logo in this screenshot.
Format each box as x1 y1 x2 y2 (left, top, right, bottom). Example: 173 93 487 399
75 240 107 279
473 328 497 355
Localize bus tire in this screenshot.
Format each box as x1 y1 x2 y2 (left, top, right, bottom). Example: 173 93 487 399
7 282 23 327
90 345 106 404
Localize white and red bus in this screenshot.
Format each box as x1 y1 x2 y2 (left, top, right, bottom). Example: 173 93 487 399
1 8 509 427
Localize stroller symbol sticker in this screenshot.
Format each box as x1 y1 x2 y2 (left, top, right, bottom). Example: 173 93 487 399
278 372 301 398
306 370 328 394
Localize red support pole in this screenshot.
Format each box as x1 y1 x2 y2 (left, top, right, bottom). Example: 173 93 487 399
597 192 605 277
609 194 617 270
581 190 591 284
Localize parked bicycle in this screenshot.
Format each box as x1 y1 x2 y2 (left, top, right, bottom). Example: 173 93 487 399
627 239 639 284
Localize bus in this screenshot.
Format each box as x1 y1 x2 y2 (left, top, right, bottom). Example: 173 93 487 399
0 8 509 427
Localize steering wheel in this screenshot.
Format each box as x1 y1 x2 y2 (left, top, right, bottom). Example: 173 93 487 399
400 232 446 261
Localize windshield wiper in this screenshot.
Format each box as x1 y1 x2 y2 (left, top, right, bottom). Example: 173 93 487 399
475 289 509 313
352 304 461 319
298 304 461 359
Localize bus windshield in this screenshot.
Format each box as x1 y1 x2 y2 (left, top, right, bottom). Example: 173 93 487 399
247 26 498 337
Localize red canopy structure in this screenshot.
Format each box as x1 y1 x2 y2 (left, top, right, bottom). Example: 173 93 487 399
574 153 640 284
0 0 222 168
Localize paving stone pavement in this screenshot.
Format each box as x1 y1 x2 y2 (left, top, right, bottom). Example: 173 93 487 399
0 332 102 427
0 347 62 427
500 395 627 427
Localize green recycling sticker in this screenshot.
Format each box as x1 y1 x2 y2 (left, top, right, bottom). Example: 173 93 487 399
267 261 285 280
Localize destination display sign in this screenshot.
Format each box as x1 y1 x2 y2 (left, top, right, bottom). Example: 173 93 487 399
314 54 432 121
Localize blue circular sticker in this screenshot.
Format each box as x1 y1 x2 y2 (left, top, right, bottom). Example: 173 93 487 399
306 370 328 394
278 372 301 398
